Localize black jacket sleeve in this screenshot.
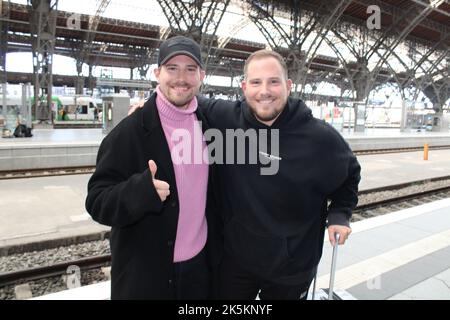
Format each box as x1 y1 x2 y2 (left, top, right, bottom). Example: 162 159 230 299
197 96 237 128
85 127 163 228
327 151 361 227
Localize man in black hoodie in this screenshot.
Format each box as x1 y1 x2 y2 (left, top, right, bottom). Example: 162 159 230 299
199 50 361 300
129 49 361 300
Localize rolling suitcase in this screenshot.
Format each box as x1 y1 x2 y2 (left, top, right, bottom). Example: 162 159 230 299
310 233 356 300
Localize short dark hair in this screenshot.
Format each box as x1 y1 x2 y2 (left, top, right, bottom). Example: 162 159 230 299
244 50 288 80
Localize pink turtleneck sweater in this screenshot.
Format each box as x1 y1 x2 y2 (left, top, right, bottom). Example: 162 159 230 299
155 86 209 263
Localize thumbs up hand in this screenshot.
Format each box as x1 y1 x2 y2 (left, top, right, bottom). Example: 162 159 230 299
148 160 170 202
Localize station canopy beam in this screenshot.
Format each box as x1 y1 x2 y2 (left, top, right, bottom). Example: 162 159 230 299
28 0 57 122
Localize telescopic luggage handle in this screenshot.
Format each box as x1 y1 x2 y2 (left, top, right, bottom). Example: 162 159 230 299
328 233 340 300
311 233 340 300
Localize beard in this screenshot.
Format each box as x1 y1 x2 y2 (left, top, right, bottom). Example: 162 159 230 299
165 82 198 108
169 92 194 107
248 103 282 122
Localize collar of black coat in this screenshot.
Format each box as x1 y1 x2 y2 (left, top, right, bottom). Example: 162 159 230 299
140 91 210 134
141 92 161 133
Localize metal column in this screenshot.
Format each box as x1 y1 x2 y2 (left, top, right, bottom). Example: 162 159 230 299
28 0 58 123
1 1 11 123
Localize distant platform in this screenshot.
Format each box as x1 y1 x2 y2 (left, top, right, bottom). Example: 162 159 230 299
53 121 102 129
0 129 104 171
0 128 450 171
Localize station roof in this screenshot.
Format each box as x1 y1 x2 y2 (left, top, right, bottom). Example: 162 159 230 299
3 1 449 85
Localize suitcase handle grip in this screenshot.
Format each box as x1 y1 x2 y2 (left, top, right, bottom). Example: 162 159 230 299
328 233 340 300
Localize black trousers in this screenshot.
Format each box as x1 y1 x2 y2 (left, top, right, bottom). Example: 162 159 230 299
218 253 312 300
171 247 211 300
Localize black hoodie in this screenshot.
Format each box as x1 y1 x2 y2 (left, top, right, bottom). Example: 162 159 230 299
200 97 361 285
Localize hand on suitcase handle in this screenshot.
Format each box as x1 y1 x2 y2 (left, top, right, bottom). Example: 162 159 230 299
334 233 340 245
328 225 351 246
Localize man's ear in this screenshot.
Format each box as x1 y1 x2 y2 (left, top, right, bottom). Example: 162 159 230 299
241 80 247 93
154 67 161 80
286 78 293 94
200 69 206 81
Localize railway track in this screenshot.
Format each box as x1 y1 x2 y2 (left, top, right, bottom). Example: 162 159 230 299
352 184 450 222
0 254 110 288
353 145 450 155
0 166 95 180
1 146 449 180
358 186 450 210
1 175 450 298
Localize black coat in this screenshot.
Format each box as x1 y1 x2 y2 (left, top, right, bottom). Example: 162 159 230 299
86 93 222 299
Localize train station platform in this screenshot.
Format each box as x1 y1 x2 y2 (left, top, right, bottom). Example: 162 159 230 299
0 129 103 172
1 128 450 171
314 197 450 300
33 197 450 300
357 148 450 191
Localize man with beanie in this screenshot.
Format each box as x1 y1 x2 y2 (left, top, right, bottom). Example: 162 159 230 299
86 36 222 299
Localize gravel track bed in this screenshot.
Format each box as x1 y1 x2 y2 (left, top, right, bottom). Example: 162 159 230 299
357 178 450 206
0 239 110 273
0 268 108 300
